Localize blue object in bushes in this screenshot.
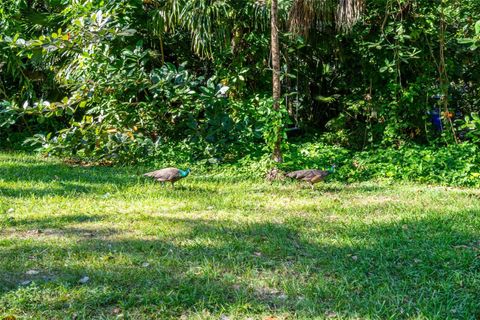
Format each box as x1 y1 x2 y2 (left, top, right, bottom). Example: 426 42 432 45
430 94 443 131
430 109 443 131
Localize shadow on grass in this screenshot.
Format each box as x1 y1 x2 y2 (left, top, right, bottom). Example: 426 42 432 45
1 161 137 185
1 213 107 230
0 157 225 198
1 214 479 319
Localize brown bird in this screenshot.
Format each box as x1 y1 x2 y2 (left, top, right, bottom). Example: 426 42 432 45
286 165 335 189
143 167 190 187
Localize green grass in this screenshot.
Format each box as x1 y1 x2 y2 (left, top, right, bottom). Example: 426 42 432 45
0 152 479 319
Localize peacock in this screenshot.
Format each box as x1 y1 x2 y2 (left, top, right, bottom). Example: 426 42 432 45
143 167 191 187
286 165 336 189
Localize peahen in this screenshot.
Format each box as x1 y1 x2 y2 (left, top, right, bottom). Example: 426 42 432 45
143 167 191 187
286 165 336 189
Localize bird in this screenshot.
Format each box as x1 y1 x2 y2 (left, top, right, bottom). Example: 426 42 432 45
143 167 191 187
286 165 336 189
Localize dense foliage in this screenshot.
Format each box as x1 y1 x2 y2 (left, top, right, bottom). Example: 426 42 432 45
1 0 480 184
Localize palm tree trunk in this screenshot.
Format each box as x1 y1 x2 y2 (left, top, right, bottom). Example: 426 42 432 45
271 0 283 163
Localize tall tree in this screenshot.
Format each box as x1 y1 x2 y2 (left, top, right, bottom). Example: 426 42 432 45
271 0 283 163
268 0 364 162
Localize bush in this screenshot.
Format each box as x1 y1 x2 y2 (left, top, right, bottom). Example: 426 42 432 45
279 141 480 187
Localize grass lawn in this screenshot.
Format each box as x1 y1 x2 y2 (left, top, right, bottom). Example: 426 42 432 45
0 152 479 319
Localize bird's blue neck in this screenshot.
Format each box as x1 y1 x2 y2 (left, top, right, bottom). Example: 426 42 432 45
179 169 190 177
328 166 336 173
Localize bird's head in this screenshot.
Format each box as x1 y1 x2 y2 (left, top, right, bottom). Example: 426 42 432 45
180 168 191 177
328 164 336 173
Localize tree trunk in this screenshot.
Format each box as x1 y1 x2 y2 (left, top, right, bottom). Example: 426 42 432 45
438 1 458 144
271 0 283 163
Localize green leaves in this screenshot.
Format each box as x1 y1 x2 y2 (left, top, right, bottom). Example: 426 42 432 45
1 0 480 162
282 141 480 187
458 20 480 50
256 96 291 154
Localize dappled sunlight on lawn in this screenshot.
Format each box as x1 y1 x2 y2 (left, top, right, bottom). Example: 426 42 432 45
1 153 480 319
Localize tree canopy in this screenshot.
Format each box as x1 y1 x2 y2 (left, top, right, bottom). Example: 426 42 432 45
1 0 480 165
